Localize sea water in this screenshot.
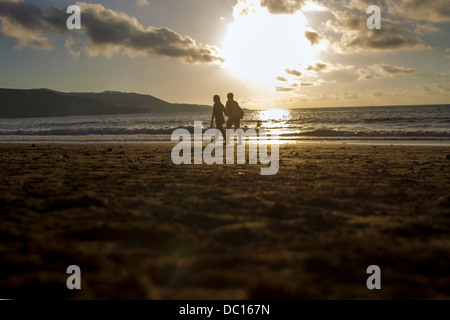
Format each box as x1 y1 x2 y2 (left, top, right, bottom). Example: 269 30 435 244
0 105 449 145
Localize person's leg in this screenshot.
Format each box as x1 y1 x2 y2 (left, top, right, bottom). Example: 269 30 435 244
213 124 219 144
226 118 233 129
235 118 241 129
234 118 242 144
216 119 226 142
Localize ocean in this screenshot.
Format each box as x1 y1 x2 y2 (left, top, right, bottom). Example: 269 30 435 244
0 105 449 145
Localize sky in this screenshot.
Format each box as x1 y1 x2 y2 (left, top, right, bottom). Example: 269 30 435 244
0 0 449 108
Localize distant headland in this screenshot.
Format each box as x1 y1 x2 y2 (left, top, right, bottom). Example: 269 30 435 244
0 88 210 118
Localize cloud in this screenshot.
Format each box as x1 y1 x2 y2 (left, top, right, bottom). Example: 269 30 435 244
0 0 66 35
247 0 450 26
415 23 440 36
136 0 149 6
0 1 223 63
78 3 223 63
387 0 450 22
341 25 427 53
358 68 377 80
260 0 307 14
370 63 420 76
304 31 323 46
304 64 359 83
358 63 421 80
285 68 302 77
258 0 331 14
373 90 384 97
326 11 429 52
339 91 359 99
65 37 80 56
276 76 288 81
306 63 328 72
300 82 314 86
434 83 450 93
325 10 361 32
415 83 450 95
0 14 54 49
275 86 295 92
321 68 358 82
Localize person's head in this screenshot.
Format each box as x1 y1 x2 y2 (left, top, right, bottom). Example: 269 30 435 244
227 92 234 100
213 95 221 103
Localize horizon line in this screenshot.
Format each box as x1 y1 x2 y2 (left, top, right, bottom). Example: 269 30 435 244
1 87 449 111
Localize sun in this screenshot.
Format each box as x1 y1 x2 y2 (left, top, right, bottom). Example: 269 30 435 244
223 0 316 86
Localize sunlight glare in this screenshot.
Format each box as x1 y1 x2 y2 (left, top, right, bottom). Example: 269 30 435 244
223 0 315 86
256 109 291 122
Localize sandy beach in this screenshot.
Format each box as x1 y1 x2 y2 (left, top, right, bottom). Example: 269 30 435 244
0 142 449 299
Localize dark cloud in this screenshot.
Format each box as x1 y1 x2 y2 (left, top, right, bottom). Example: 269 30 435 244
0 1 223 63
306 63 328 72
387 0 450 22
0 0 66 48
300 82 314 86
326 11 428 52
276 76 288 81
285 68 302 77
304 31 323 46
260 0 307 14
0 0 66 34
343 27 426 52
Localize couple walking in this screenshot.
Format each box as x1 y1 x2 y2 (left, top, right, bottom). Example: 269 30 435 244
210 92 244 143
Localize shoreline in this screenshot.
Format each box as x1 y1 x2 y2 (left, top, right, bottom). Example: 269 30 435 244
1 138 450 147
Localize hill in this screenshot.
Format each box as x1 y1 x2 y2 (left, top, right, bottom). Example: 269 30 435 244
0 89 210 118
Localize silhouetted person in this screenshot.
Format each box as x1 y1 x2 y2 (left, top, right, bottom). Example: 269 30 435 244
211 95 227 142
256 120 262 128
226 93 242 130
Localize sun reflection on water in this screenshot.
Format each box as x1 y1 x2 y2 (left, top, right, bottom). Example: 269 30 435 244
255 109 292 122
250 109 295 136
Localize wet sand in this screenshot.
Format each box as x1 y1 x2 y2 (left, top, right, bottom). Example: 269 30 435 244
0 142 450 299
